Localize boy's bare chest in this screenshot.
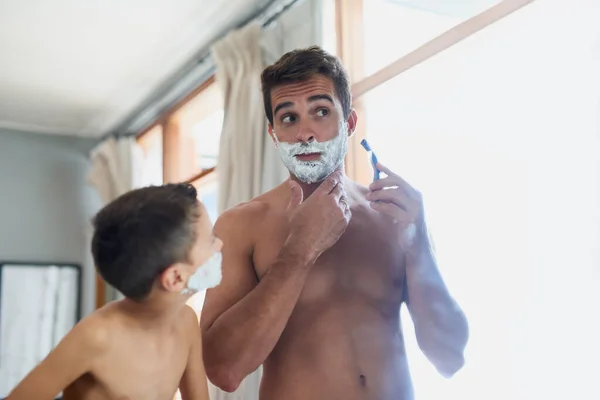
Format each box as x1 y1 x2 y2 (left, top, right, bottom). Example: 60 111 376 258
80 331 189 400
253 205 407 304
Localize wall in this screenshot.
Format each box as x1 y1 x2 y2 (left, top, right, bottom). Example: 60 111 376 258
0 129 101 318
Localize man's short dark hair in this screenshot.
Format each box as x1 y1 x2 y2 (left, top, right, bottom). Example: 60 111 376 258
260 45 352 126
91 183 200 301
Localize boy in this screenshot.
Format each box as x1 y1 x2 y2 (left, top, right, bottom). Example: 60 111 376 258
7 183 222 400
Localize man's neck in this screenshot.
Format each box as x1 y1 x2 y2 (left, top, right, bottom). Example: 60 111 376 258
290 166 348 199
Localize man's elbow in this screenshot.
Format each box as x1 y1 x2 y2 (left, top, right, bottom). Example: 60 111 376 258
205 363 243 393
434 352 465 378
418 333 468 378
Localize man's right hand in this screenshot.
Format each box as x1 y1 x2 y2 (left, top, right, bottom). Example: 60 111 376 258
285 170 352 262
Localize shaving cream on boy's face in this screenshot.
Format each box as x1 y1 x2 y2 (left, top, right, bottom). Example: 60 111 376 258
273 121 349 184
186 252 222 293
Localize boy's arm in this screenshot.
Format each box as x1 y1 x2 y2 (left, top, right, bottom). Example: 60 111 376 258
6 316 107 400
179 305 209 400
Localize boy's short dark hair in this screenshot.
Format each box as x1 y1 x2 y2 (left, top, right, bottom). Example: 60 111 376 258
260 45 352 126
91 183 200 301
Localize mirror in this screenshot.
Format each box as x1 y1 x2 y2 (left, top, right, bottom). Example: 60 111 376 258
0 262 81 399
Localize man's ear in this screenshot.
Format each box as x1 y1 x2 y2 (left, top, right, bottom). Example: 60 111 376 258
159 264 187 293
346 109 358 137
267 123 278 148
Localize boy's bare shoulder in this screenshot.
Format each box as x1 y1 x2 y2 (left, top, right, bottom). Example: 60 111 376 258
67 307 115 354
180 304 200 335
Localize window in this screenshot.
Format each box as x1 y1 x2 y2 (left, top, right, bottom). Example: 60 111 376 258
171 80 224 180
340 0 599 399
136 124 164 186
362 0 502 76
191 171 219 225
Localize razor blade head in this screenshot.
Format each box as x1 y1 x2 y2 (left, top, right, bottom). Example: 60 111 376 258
360 139 372 151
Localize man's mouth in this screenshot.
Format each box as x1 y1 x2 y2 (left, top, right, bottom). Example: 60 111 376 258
294 152 321 162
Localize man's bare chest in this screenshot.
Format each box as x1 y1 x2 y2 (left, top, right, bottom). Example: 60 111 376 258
253 206 407 304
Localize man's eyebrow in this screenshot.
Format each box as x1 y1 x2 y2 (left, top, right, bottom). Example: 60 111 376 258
273 101 293 117
308 94 334 104
273 94 334 117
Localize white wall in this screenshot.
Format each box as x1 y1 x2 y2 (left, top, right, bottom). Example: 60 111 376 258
0 129 101 318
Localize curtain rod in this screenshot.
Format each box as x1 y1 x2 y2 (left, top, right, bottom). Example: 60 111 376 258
102 0 301 142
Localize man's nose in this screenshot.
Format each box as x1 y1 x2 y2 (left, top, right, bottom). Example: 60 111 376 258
295 124 316 143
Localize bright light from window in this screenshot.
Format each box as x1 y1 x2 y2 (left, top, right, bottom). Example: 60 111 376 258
361 1 599 399
362 0 501 75
190 109 224 170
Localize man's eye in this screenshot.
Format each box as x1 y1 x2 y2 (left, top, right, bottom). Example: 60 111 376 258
281 115 295 124
316 109 329 117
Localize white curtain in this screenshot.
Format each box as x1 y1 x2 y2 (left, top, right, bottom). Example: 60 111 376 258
210 21 264 400
87 136 145 303
0 265 79 397
213 22 287 215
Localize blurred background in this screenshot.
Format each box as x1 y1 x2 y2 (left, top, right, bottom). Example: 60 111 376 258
0 0 599 399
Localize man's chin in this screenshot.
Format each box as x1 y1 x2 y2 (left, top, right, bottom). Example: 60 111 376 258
291 171 333 185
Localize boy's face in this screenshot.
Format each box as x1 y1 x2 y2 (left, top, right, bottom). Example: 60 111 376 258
159 203 223 295
187 205 223 275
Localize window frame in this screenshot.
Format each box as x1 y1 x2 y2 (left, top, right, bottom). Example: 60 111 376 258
336 0 536 185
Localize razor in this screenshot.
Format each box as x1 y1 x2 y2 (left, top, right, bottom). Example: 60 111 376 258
360 139 381 182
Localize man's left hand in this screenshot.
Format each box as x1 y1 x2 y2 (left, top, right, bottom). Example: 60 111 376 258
366 162 424 249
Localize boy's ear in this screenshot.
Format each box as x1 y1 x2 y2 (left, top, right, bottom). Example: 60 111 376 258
160 264 187 293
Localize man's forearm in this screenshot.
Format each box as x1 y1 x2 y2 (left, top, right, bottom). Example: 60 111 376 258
405 237 469 376
203 246 313 390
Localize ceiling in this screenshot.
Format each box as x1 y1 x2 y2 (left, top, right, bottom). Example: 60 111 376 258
0 0 271 138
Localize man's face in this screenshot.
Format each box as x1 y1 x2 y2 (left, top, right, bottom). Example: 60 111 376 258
268 75 357 184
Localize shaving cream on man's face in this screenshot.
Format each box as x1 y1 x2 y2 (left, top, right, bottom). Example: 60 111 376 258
273 121 349 184
186 252 223 293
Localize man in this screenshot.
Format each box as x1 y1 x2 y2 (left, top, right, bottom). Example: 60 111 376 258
200 46 469 400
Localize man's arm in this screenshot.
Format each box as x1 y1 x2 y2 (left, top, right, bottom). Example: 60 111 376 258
6 316 107 400
200 206 314 392
179 306 209 400
201 173 350 392
404 228 469 378
367 162 468 378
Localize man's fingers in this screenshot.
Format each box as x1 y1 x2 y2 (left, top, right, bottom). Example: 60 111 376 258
329 182 346 203
287 180 304 211
318 170 343 195
343 205 352 223
368 188 413 211
369 176 401 191
369 174 419 200
375 162 396 178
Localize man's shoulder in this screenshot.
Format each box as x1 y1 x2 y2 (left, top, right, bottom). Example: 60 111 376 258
216 182 287 228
